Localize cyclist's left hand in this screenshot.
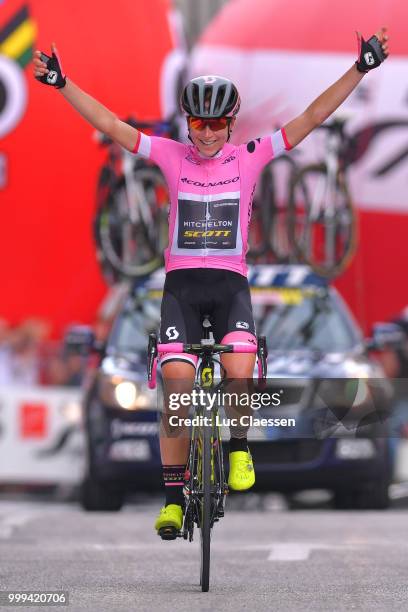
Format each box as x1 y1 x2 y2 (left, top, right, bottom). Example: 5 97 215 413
355 26 389 73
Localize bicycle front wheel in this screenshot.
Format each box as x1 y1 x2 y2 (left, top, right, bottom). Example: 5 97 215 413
199 420 211 592
288 164 357 278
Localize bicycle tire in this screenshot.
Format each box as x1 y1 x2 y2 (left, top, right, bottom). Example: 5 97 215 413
199 418 212 592
95 167 168 279
247 184 271 261
262 155 301 262
288 163 357 278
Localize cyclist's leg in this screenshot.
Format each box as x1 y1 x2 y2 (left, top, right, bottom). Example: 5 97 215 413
160 360 195 476
212 274 257 490
155 272 201 535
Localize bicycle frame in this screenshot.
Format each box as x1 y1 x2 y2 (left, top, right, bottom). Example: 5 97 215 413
309 129 342 267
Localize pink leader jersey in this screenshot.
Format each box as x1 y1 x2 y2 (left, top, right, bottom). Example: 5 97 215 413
132 129 291 277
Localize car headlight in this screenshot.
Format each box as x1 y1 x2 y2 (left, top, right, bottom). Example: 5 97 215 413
61 400 82 424
341 359 372 379
98 374 154 410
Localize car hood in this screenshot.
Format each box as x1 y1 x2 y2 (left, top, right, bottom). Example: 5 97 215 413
264 349 384 379
100 352 147 381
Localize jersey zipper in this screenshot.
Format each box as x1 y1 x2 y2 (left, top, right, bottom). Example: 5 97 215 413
204 162 210 264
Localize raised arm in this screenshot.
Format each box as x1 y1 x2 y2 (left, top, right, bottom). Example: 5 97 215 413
33 44 139 152
283 27 389 148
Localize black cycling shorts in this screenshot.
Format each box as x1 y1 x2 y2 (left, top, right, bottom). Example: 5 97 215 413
159 268 256 366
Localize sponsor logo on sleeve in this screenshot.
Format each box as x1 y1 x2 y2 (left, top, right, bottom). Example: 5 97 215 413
246 138 261 153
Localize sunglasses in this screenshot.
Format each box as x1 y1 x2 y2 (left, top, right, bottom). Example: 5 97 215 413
188 117 231 132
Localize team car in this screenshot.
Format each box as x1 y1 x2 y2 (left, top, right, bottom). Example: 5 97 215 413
247 265 396 509
79 265 398 511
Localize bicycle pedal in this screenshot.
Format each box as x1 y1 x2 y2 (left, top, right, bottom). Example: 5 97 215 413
158 527 179 541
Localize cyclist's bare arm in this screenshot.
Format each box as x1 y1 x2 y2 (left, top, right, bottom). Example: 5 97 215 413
283 27 389 148
60 79 138 150
33 46 139 152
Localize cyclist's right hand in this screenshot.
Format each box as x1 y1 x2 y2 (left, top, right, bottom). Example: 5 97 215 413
33 43 66 89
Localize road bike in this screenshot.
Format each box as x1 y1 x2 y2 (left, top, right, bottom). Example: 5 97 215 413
93 116 178 283
287 117 356 278
256 152 306 263
147 318 267 592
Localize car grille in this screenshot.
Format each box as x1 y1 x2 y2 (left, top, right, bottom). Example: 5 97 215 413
250 440 324 464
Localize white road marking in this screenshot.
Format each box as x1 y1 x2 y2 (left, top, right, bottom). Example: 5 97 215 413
266 543 361 561
237 541 363 561
0 512 36 539
0 502 70 539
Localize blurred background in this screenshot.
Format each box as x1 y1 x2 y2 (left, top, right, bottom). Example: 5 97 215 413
1 0 408 510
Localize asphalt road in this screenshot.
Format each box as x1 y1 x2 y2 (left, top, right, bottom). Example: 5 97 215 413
1 493 408 612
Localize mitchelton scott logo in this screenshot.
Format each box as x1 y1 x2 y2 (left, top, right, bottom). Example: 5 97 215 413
183 229 231 238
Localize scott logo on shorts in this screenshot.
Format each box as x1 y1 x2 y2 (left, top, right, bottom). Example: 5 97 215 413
236 321 249 330
166 326 179 340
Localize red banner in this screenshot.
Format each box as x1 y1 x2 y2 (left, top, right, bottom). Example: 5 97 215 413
0 0 176 335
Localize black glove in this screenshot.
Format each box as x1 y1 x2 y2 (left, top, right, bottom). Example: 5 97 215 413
35 50 66 89
355 34 386 73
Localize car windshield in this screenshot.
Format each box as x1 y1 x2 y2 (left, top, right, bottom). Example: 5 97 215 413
255 289 356 352
108 300 161 355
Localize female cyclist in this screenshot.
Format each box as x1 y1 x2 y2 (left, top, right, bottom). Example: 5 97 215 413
33 27 389 538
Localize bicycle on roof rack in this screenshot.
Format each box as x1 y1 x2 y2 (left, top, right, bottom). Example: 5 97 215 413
93 115 179 283
287 117 357 278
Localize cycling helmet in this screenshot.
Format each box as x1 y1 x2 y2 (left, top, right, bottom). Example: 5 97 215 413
180 75 241 118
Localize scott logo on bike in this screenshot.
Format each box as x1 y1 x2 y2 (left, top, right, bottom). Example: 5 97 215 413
201 367 213 386
166 326 179 340
180 177 239 188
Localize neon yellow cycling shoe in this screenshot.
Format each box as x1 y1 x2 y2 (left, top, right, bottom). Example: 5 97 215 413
228 450 255 491
154 504 183 540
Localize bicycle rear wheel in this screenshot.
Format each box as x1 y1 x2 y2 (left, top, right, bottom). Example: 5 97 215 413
288 163 357 278
95 167 168 279
247 189 270 261
261 155 300 262
199 420 211 592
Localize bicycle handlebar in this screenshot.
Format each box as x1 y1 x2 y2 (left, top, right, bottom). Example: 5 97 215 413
147 333 267 389
157 342 257 355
